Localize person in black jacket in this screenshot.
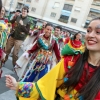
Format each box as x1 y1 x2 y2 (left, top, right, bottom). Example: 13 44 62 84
4 6 30 67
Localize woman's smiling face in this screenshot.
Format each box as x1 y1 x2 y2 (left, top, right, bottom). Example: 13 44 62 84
85 20 100 51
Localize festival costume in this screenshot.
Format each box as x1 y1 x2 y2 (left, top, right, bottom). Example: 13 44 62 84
0 18 8 50
21 26 44 52
16 55 100 100
15 37 91 100
52 35 63 67
21 29 38 52
62 37 85 55
15 34 60 81
53 35 63 50
0 18 8 77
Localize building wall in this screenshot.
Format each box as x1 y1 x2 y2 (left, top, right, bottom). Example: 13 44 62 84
26 0 65 23
3 0 100 32
4 0 17 11
68 0 93 28
65 0 75 5
28 0 48 18
42 0 65 21
2 0 6 5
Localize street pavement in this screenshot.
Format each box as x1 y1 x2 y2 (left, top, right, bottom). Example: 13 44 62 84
0 50 23 100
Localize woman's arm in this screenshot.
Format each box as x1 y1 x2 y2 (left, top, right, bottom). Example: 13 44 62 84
28 43 39 54
6 55 80 99
53 41 61 62
6 59 66 100
5 75 39 99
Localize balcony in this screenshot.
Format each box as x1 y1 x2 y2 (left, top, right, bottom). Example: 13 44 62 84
26 0 32 3
92 1 100 6
58 19 68 23
87 17 93 21
61 10 71 16
84 20 90 28
16 2 24 9
59 9 72 23
58 10 71 23
65 0 75 5
17 0 24 3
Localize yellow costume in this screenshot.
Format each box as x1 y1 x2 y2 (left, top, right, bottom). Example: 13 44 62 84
17 59 66 100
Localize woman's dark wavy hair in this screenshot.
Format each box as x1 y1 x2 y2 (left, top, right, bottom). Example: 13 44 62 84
73 32 81 41
60 17 100 100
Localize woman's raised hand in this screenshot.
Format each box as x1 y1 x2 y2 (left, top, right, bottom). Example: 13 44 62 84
5 75 18 91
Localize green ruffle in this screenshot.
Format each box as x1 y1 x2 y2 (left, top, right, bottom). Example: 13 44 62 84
61 44 82 56
35 83 46 100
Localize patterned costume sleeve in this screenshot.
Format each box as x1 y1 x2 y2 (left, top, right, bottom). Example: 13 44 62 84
16 82 39 100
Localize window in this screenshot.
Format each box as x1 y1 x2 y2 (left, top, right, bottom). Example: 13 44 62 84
59 15 69 23
88 10 100 18
50 12 56 18
88 12 96 18
84 20 90 28
52 2 60 8
60 15 69 20
74 7 81 12
16 3 24 9
63 4 73 11
71 18 77 23
31 7 36 12
26 0 32 2
92 0 100 6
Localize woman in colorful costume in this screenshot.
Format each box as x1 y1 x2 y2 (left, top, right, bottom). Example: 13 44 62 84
14 23 61 81
0 6 8 78
62 32 84 56
6 17 100 100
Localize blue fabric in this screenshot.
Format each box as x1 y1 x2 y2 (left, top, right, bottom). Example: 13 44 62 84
38 64 48 79
79 96 84 100
23 62 48 82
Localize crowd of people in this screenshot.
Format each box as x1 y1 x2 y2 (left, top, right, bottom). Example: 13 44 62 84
1 0 100 100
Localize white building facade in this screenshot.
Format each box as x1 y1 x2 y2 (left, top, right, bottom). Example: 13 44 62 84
3 0 100 32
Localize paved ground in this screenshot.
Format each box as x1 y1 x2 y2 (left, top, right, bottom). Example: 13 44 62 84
0 50 23 100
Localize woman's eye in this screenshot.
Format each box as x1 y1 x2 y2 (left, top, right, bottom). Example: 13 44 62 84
96 31 100 34
87 29 91 33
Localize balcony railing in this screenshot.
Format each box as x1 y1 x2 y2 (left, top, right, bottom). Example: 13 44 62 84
58 19 68 23
92 2 100 6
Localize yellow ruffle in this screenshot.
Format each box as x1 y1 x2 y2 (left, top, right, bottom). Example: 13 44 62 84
57 88 79 100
